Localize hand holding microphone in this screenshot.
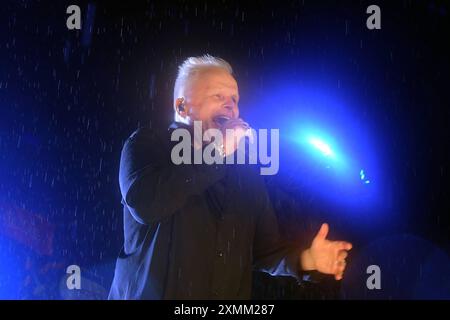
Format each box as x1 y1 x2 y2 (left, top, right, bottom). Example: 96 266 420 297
214 116 252 157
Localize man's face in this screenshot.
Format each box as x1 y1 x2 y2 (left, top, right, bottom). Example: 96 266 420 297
182 67 240 131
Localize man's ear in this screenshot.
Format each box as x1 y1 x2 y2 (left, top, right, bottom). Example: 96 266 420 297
175 97 187 117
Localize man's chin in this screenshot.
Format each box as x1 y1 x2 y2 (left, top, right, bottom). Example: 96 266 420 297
189 120 222 131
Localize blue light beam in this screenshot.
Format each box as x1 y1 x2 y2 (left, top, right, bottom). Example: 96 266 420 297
308 137 334 157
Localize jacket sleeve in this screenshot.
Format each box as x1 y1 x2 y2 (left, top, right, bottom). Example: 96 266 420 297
252 176 310 283
119 128 226 225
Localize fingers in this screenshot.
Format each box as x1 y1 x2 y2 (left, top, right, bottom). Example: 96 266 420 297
223 118 250 130
309 224 352 281
337 250 348 261
335 273 344 281
315 223 329 240
333 259 347 280
333 249 350 280
238 119 250 129
334 241 353 251
334 258 346 270
223 119 251 142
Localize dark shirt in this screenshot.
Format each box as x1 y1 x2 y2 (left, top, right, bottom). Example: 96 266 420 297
108 122 305 299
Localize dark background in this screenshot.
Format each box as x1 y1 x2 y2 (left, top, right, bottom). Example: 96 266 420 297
0 0 449 299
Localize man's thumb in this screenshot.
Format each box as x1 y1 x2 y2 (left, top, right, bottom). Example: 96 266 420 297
316 223 329 240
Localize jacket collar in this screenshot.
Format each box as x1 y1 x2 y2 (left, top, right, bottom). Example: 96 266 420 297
168 121 191 131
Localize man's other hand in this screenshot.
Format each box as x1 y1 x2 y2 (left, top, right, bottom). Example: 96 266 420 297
300 223 352 280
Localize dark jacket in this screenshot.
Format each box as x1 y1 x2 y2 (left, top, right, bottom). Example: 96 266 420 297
108 122 304 299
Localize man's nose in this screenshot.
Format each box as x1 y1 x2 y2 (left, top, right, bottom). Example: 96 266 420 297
223 103 233 111
222 97 237 111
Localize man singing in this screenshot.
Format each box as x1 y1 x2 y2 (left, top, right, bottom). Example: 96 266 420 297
108 54 352 299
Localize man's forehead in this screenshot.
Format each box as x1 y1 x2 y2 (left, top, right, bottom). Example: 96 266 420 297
194 68 238 90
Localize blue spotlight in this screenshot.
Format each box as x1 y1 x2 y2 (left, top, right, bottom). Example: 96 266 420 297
247 76 385 213
308 137 334 157
292 127 348 174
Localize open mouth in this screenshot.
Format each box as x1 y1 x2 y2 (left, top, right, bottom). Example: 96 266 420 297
213 115 231 127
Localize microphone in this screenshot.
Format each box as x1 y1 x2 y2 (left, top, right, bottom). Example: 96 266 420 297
213 116 255 145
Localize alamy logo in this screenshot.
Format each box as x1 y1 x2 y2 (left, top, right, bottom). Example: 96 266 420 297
366 264 381 290
366 5 381 30
170 121 279 175
66 5 81 30
66 264 81 290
